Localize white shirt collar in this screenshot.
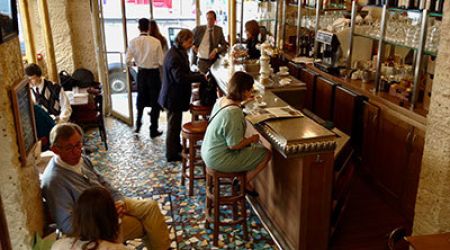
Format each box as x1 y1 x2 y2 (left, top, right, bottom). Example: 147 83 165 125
32 79 45 93
55 155 83 175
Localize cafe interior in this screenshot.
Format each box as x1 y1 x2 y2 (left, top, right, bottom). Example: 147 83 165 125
0 0 449 249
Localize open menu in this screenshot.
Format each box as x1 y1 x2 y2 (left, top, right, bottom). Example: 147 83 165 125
246 106 304 124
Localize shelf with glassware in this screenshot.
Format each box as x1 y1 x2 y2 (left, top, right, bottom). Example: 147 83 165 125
347 1 441 111
281 0 347 57
235 0 279 46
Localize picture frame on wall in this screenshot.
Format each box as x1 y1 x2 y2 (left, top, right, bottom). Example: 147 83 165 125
0 0 19 43
10 79 37 166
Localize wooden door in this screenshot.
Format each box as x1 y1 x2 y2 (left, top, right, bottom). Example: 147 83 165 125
401 127 425 224
314 77 335 121
361 101 380 176
376 110 413 202
299 68 317 111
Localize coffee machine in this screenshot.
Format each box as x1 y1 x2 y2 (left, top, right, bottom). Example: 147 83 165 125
314 30 341 75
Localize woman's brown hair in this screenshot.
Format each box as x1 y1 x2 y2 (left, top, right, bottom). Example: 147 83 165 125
150 20 168 51
227 71 254 101
245 20 260 40
70 187 120 250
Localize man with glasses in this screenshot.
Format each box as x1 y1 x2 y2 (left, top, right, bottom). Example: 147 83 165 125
41 123 170 250
192 10 228 73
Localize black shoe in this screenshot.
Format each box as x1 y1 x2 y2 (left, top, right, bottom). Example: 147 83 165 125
167 154 182 162
150 130 163 138
134 122 142 133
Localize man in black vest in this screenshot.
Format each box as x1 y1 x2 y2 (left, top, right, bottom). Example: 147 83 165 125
192 10 228 74
25 63 72 148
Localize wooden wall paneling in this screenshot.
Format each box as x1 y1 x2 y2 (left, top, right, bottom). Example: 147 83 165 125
375 110 413 204
314 77 336 122
299 67 317 111
401 126 425 224
361 101 380 176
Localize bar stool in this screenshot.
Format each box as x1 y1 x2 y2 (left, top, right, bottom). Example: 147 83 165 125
190 100 213 122
205 168 248 246
181 120 208 196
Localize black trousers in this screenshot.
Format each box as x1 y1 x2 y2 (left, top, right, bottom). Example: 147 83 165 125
165 110 183 159
136 68 161 132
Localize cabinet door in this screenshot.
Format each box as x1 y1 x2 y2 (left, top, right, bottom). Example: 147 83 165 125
401 127 425 223
333 86 359 137
314 77 335 121
361 101 380 176
376 111 413 201
299 67 316 111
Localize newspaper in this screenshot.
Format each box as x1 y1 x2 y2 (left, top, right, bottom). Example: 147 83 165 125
246 106 304 124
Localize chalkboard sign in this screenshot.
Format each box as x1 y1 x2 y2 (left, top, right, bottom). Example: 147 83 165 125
10 79 37 166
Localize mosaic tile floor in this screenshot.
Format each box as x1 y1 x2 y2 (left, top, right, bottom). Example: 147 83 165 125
84 114 277 250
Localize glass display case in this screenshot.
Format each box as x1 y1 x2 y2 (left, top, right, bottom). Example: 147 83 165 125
236 0 279 46
282 0 441 112
347 1 441 110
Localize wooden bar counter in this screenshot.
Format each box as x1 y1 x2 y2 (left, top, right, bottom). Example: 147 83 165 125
210 57 348 250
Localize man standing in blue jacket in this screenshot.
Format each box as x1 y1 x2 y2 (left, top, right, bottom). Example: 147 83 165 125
158 29 206 162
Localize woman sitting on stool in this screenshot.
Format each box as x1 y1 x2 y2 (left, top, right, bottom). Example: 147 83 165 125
201 71 271 195
51 187 127 250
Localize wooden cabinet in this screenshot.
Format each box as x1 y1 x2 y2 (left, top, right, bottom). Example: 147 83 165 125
362 101 380 176
299 67 317 111
362 102 425 224
401 127 425 223
314 77 336 122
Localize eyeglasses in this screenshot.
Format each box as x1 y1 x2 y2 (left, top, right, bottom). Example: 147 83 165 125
56 141 83 153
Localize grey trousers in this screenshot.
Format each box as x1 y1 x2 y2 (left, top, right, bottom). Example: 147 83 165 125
165 110 183 159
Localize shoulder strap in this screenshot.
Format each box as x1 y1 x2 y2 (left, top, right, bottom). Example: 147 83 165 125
208 103 240 124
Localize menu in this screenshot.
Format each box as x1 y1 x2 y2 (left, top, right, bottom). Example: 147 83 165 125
11 80 37 164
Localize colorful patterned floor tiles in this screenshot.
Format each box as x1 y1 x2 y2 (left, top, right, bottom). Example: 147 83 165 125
84 116 277 250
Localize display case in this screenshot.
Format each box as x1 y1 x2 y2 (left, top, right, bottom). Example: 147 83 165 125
282 0 441 113
347 1 441 111
236 0 279 46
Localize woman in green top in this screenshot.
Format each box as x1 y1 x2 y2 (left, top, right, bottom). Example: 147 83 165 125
201 71 271 194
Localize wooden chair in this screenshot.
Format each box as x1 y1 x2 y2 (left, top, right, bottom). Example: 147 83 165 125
181 121 207 196
205 168 248 246
70 86 107 150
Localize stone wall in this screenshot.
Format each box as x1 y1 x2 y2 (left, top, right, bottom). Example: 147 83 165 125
0 38 44 249
26 0 98 80
413 2 450 234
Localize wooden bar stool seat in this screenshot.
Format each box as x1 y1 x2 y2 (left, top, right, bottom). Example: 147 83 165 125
190 100 213 122
181 121 208 196
205 168 248 246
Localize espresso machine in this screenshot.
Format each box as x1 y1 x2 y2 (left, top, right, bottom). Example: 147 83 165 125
314 30 341 75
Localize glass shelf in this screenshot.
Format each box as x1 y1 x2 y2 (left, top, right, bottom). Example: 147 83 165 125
258 18 276 22
353 32 379 40
383 39 418 51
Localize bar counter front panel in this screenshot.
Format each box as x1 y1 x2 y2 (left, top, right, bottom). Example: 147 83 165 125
209 57 346 250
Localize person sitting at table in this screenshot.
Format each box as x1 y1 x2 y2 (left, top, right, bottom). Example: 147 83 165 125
25 63 72 150
244 20 261 59
51 187 127 250
200 71 271 196
41 123 171 250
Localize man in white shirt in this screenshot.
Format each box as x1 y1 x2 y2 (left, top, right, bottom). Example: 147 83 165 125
192 10 228 74
126 18 164 137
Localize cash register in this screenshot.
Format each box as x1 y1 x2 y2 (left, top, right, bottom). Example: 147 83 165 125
314 30 341 75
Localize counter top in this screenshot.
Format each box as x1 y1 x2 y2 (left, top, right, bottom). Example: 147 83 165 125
210 57 337 157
